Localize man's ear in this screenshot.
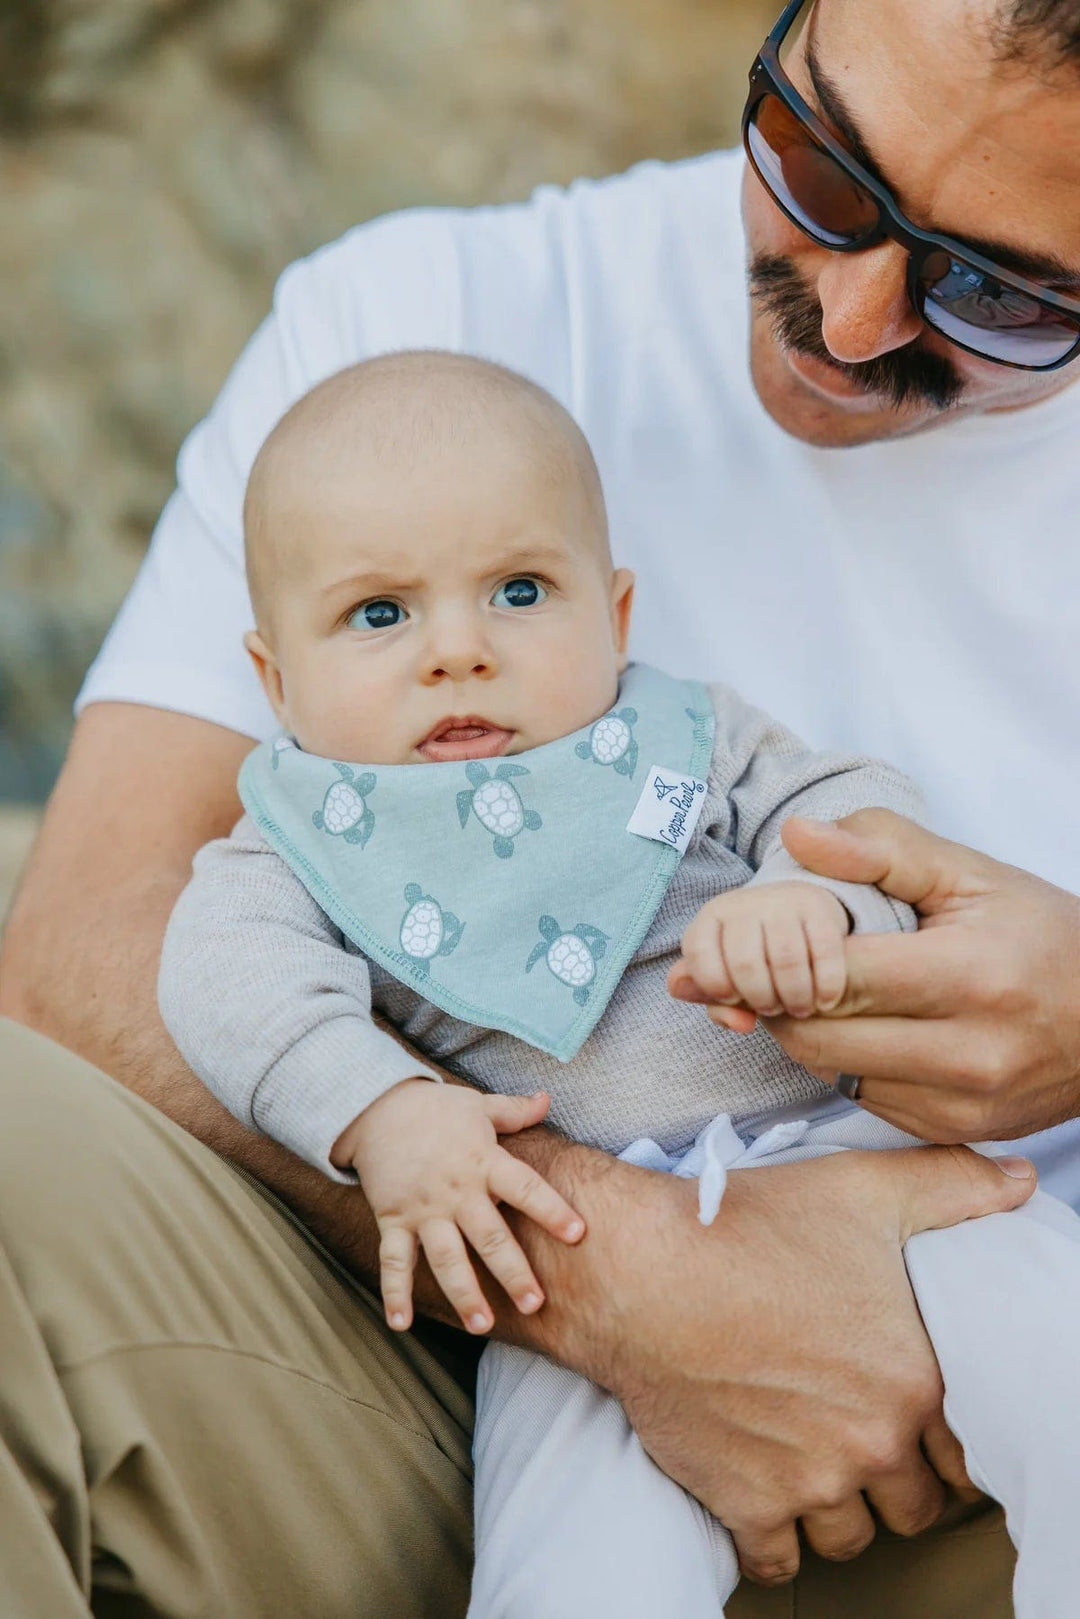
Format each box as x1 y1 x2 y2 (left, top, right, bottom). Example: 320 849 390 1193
244 629 288 727
610 568 636 671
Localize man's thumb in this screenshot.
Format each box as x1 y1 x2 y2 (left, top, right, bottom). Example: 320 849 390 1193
885 1144 1036 1242
781 810 978 914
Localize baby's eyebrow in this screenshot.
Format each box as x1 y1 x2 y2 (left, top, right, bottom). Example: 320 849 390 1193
487 541 574 572
320 569 415 601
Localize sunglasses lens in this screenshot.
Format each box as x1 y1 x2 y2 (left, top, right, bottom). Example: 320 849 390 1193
918 251 1080 367
747 93 880 246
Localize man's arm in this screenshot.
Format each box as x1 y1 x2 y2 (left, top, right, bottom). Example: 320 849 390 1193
0 703 428 1284
0 703 1034 1584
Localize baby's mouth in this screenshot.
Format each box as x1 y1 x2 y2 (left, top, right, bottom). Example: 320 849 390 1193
418 716 515 762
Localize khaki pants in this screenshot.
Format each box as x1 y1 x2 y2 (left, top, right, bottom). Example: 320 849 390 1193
0 1018 1015 1617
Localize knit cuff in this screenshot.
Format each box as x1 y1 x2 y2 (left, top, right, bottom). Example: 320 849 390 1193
251 1018 441 1184
749 846 917 936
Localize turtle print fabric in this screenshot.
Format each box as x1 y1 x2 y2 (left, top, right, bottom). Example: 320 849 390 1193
238 663 713 1061
456 762 542 858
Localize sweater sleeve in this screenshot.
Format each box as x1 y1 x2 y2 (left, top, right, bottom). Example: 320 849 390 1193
157 815 440 1182
707 683 924 936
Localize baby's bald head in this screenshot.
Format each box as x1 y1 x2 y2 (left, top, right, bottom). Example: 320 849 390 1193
243 351 610 637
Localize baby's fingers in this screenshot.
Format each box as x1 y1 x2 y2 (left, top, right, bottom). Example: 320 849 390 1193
675 913 738 1003
762 915 816 1018
460 1199 545 1316
419 1218 493 1335
379 1225 418 1332
721 918 782 1014
489 1150 586 1245
806 914 848 1010
482 1090 551 1136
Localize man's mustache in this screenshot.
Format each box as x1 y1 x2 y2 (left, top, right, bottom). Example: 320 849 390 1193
749 253 965 413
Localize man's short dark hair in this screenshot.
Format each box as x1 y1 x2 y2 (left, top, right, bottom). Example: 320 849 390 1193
994 0 1080 70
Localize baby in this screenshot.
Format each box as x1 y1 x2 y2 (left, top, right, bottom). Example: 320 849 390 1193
160 352 1080 1619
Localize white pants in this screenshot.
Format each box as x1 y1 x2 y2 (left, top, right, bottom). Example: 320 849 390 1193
468 1102 1080 1619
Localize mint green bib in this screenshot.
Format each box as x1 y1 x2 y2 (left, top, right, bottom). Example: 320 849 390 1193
239 664 714 1061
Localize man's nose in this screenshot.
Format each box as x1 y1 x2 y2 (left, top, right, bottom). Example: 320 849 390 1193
816 240 924 363
419 612 497 685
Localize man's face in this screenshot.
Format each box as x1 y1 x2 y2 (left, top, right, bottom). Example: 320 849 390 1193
743 0 1080 446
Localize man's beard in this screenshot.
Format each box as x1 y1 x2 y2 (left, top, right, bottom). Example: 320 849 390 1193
749 253 965 413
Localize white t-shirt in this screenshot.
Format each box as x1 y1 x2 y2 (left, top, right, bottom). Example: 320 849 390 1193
79 148 1080 1197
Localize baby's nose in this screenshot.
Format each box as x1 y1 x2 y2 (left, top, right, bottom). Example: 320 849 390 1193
420 621 497 684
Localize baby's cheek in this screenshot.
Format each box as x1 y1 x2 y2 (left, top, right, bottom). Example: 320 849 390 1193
291 658 397 759
532 637 620 737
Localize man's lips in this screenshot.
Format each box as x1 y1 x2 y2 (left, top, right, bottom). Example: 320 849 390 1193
417 716 515 762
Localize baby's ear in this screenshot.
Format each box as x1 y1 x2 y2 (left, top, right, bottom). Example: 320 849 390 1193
610 568 636 665
244 629 287 722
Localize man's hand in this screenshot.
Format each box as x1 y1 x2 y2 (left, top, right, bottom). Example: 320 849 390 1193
536 1142 1033 1586
758 811 1080 1141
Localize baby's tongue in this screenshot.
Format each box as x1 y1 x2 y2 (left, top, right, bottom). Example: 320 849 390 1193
420 724 514 762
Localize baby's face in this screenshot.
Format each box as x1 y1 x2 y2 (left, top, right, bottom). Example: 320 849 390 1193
246 434 634 764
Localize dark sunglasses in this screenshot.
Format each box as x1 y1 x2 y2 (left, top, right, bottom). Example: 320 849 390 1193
742 0 1080 371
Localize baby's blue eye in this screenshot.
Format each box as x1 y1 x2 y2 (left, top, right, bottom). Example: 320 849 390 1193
350 599 405 631
493 577 546 609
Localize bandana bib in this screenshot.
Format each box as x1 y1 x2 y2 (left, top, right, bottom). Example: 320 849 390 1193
239 663 714 1061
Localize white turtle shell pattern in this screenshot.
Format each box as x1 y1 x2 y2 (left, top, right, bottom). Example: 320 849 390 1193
321 781 368 834
590 715 631 764
472 778 525 838
547 933 596 987
400 898 444 960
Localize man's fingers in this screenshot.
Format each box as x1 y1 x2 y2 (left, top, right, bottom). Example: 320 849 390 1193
418 1218 492 1334
921 1415 980 1500
733 1521 802 1586
459 1200 545 1315
780 810 992 915
830 930 977 1019
483 1090 551 1135
378 1225 418 1331
767 1009 980 1086
865 1455 947 1540
800 1497 876 1562
844 1080 969 1143
844 1076 1004 1144
852 1144 1036 1243
489 1151 586 1245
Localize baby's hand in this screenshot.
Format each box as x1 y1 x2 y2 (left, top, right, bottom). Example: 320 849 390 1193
333 1082 585 1336
671 881 850 1026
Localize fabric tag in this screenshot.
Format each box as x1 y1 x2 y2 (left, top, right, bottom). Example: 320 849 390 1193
626 765 708 853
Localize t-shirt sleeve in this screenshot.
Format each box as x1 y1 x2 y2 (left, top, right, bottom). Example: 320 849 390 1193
73 204 509 737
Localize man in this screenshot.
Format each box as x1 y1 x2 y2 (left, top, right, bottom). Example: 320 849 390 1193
1 0 1078 1612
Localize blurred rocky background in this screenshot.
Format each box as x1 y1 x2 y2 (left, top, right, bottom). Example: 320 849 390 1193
0 0 771 912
